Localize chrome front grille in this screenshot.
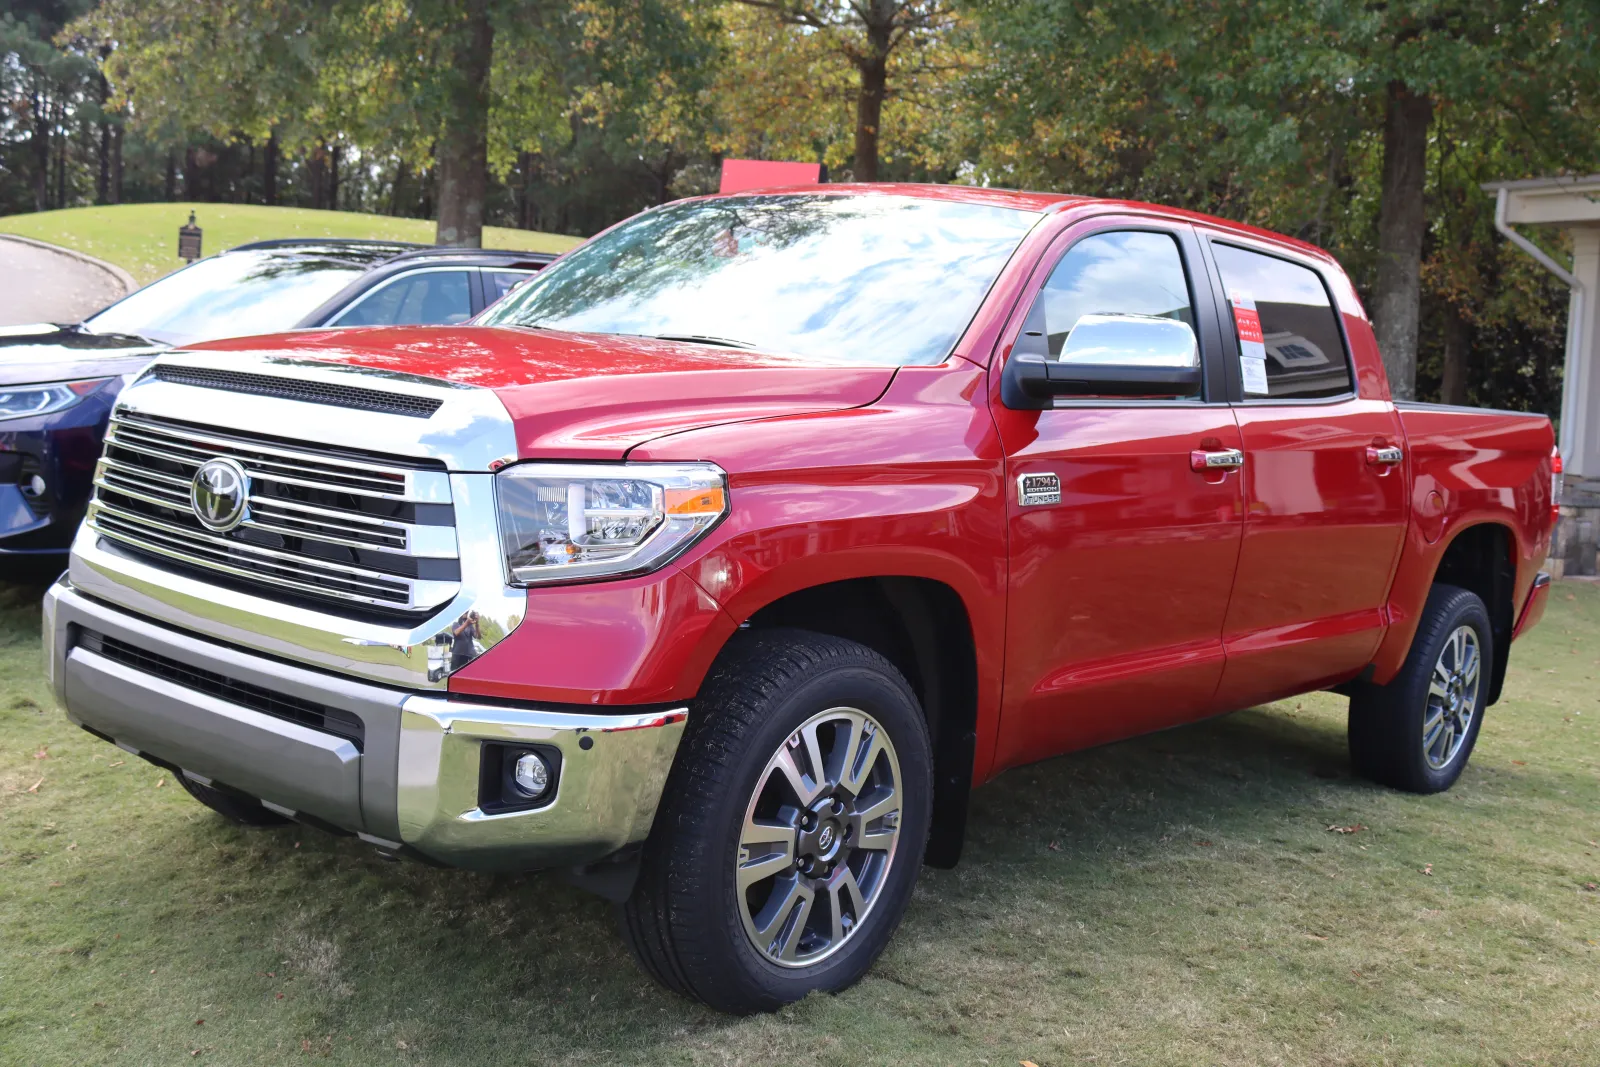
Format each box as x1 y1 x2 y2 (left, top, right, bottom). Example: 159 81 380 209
87 411 461 616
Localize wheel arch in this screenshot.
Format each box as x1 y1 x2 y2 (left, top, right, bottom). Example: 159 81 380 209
711 575 981 869
1428 522 1517 705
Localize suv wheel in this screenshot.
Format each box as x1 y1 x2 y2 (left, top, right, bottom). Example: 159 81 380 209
1349 583 1492 793
621 629 932 1013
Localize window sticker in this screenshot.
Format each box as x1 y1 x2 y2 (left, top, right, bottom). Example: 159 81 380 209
1230 289 1269 395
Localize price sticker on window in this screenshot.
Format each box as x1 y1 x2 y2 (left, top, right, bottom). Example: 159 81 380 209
1230 289 1269 395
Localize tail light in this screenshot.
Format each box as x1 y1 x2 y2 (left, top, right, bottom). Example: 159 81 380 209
1552 447 1563 529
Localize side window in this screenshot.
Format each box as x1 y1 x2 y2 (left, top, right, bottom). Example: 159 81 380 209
330 270 473 327
487 270 534 304
1019 230 1196 360
1211 243 1352 399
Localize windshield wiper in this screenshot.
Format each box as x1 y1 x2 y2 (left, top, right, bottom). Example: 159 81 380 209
646 333 757 349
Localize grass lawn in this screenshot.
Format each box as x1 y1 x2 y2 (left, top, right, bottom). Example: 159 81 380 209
1 578 1596 1066
0 203 584 286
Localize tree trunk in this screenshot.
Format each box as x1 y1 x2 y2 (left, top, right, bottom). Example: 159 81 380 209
31 90 49 212
434 0 493 247
54 100 67 209
308 145 326 210
391 160 409 216
184 145 199 200
850 0 895 183
263 131 278 206
1372 80 1433 402
329 145 341 210
97 73 111 204
111 124 123 204
1439 302 1471 406
164 151 176 200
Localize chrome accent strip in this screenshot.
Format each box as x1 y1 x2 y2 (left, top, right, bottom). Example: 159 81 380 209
94 467 457 559
106 421 450 503
70 473 523 689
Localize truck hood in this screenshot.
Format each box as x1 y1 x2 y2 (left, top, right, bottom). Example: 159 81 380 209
183 326 899 459
0 323 166 386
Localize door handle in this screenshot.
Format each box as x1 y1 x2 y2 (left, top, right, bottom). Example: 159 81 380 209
1366 445 1404 466
1191 448 1244 472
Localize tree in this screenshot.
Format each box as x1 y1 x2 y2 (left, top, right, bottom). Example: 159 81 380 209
965 0 1600 402
730 1 957 180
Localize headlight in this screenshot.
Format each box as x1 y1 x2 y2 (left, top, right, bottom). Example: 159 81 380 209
496 462 727 585
0 378 111 421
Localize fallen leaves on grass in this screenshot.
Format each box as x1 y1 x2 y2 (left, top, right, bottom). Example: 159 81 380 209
1512 760 1527 766
33 746 48 759
1584 883 1597 892
1422 864 1434 876
1327 824 1368 834
27 777 42 793
1304 933 1329 941
156 777 165 788
107 760 124 768
1047 841 1061 852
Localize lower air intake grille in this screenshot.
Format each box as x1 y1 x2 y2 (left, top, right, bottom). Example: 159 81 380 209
78 629 365 751
153 365 442 419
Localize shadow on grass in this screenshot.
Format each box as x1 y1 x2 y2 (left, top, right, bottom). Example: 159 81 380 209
121 699 1406 1053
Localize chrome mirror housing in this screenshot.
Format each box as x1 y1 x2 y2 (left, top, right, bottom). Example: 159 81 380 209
1058 314 1198 368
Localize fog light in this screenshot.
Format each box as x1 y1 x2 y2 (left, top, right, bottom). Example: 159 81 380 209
513 752 551 798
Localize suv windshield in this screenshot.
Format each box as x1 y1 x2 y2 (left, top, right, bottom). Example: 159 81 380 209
479 194 1041 365
84 251 370 346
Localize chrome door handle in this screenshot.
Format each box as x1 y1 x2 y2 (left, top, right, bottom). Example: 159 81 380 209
1366 445 1404 466
1190 448 1244 472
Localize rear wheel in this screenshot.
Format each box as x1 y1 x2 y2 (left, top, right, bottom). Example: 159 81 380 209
621 629 932 1013
176 774 290 827
1349 583 1491 793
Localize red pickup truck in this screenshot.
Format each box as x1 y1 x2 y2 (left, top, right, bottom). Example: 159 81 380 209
44 185 1556 1013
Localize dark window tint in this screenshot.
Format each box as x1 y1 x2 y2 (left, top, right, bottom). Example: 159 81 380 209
487 270 534 303
1212 243 1352 399
1021 231 1195 358
330 270 473 327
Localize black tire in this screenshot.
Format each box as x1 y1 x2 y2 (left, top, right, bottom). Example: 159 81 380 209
176 774 291 827
621 629 933 1014
1349 583 1492 793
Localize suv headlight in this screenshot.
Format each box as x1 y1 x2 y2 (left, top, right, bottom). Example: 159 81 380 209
495 462 727 585
0 378 112 421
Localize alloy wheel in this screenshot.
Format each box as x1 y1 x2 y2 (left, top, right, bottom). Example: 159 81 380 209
734 706 903 968
1424 624 1481 771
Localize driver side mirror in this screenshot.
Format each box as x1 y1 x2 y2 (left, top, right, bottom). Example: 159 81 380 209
1001 314 1201 409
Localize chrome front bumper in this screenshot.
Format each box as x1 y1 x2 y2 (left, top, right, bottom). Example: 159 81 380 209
44 577 686 870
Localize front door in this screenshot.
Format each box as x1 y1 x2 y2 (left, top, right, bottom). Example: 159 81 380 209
1202 237 1409 710
989 218 1245 772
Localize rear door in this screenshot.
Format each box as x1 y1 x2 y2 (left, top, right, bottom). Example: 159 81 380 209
1201 236 1408 709
989 216 1246 767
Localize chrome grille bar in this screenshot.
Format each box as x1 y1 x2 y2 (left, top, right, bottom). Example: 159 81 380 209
90 411 462 615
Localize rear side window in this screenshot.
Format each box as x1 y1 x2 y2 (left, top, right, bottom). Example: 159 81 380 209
330 270 473 327
1021 230 1195 358
1211 243 1352 399
487 270 534 303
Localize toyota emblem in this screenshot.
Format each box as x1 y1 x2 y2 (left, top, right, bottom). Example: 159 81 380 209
190 457 250 532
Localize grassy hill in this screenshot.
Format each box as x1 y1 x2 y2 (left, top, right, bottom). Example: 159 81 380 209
0 203 584 286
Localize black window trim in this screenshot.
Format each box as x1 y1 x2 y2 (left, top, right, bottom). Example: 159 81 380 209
1197 234 1359 406
995 216 1230 409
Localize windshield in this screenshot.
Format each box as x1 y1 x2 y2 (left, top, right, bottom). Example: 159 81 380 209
84 251 367 346
479 194 1041 365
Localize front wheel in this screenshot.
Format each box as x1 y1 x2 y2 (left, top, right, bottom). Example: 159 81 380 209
621 629 932 1013
1349 583 1492 793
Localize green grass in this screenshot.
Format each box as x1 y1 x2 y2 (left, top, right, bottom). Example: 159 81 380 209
2 579 1597 1066
0 204 584 285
